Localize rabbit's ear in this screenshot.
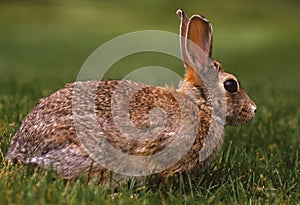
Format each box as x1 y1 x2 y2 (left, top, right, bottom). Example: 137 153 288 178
176 9 189 69
184 14 213 85
177 9 204 86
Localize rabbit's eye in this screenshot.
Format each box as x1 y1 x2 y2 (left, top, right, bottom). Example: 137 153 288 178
224 79 238 93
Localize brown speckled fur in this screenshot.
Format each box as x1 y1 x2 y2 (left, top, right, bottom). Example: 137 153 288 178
6 9 256 187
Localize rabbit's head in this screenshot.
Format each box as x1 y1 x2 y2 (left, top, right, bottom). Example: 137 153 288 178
177 9 256 126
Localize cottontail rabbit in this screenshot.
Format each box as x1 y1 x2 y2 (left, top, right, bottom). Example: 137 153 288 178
7 9 256 186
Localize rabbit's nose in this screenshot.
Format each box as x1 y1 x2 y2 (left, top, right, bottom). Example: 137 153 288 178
251 103 257 114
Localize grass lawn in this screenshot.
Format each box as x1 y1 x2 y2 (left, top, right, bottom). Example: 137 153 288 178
0 0 299 204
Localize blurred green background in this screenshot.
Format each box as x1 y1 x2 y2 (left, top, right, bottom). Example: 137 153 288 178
0 0 299 203
1 0 299 96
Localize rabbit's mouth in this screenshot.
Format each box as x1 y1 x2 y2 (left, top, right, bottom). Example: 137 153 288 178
226 106 256 126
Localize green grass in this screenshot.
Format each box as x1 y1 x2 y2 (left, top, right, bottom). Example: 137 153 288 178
0 0 299 204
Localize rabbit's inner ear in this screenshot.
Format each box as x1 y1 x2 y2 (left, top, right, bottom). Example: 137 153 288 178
183 14 213 87
186 15 213 72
